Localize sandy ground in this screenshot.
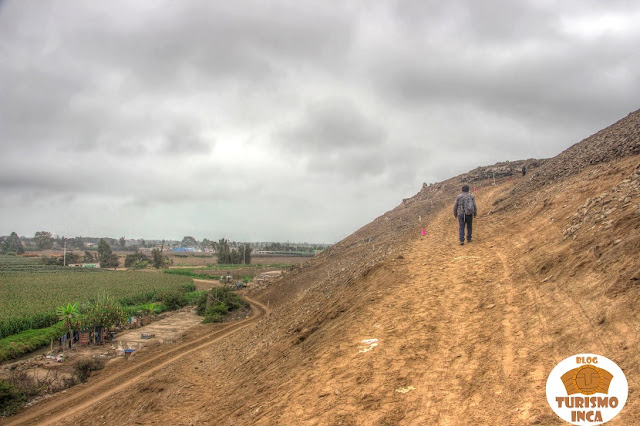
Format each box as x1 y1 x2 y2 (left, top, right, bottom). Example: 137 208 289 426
5 155 640 425
115 308 203 352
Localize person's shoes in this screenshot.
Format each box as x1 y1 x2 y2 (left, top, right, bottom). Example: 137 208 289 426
459 241 464 245
467 238 472 243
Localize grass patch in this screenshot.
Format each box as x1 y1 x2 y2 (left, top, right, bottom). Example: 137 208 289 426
0 322 66 363
162 268 217 279
205 263 294 270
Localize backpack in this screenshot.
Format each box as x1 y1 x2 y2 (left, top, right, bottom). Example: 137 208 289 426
463 194 475 215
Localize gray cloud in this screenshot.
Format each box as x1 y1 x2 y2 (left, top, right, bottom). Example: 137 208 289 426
1 0 639 242
278 99 386 151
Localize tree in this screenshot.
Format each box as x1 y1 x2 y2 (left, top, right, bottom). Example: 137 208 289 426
56 302 80 350
34 231 54 250
97 239 119 268
64 252 81 265
239 243 252 264
84 251 96 263
97 239 111 260
0 232 24 254
216 239 251 264
83 293 125 329
217 238 231 264
181 236 197 247
124 252 150 269
100 254 119 269
142 303 156 323
151 248 171 269
119 237 126 249
70 236 85 250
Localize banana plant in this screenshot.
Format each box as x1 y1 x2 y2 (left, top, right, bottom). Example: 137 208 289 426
56 302 80 350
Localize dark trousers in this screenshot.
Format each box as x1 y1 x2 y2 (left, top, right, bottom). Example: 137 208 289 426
458 214 473 242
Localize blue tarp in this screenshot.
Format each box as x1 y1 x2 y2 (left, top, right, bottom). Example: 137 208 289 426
172 247 195 252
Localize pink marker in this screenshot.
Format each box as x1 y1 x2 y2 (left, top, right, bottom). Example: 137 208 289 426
510 177 513 182
474 187 477 192
421 228 426 236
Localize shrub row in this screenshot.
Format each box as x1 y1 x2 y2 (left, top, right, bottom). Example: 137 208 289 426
0 322 66 363
0 312 59 339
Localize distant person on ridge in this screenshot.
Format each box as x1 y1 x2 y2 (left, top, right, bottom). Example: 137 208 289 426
522 164 527 177
453 185 477 245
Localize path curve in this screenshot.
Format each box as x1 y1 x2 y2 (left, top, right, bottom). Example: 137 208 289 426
4 295 269 426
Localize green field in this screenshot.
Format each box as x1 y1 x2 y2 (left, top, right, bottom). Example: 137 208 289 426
0 254 86 273
0 256 194 339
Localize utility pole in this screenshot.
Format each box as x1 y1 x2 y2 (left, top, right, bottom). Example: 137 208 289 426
63 238 67 267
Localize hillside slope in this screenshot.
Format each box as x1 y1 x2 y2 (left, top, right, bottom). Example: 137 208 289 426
8 109 640 425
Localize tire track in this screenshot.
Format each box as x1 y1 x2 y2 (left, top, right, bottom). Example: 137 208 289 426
4 295 269 426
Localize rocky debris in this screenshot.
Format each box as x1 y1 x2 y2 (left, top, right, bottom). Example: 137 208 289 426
464 159 545 182
523 109 640 189
563 162 640 239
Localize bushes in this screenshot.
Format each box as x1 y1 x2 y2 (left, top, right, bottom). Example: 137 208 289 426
124 252 150 269
185 290 206 305
151 248 172 268
99 253 119 269
196 287 248 323
0 358 103 416
0 380 26 416
158 289 189 311
74 358 104 383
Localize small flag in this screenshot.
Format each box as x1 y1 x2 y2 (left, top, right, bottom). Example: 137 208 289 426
510 177 513 182
474 187 477 192
421 228 426 236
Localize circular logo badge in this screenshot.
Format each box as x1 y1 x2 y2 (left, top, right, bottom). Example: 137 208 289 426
546 354 628 425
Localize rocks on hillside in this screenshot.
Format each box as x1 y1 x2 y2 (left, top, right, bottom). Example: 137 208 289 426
563 162 640 239
464 159 545 182
528 109 640 187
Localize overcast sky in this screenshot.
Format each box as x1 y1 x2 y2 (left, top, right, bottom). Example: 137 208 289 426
1 1 639 243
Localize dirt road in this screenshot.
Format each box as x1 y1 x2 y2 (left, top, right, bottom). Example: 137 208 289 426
4 295 269 426
208 179 634 425
5 157 639 424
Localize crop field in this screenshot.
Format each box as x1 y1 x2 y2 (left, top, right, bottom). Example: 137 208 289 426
0 262 194 339
0 254 87 273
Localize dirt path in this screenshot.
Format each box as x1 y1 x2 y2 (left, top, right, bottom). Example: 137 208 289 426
4 295 269 426
6 174 637 424
395 204 548 424
193 278 221 291
235 183 629 424
351 185 623 425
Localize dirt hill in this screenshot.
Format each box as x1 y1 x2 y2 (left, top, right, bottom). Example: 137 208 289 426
7 109 640 425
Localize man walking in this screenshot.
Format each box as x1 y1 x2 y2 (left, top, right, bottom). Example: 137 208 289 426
453 185 477 245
